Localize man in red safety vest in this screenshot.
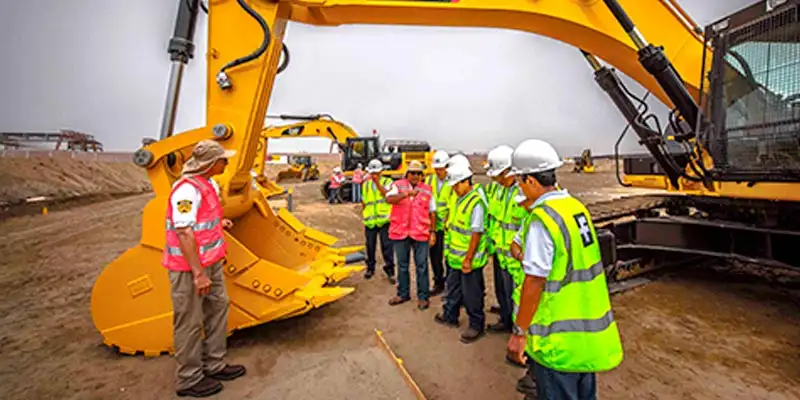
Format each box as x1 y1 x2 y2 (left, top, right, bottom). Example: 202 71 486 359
163 140 246 398
329 166 346 204
386 160 437 310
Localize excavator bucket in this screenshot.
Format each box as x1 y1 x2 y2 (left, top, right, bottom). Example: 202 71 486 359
90 191 363 356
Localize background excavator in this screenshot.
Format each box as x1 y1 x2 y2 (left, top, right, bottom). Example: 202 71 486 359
572 149 596 173
90 0 799 356
275 154 320 182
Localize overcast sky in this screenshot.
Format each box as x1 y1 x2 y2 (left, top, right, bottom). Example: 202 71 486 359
0 0 754 156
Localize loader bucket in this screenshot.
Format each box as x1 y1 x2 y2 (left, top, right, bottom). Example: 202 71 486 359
90 191 363 356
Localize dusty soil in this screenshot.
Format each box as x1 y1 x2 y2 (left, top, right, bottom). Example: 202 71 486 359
0 157 150 219
0 159 798 399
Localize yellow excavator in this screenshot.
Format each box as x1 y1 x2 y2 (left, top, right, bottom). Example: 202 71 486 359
572 149 596 173
90 0 800 356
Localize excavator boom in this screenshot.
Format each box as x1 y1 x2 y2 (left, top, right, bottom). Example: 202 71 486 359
91 0 733 355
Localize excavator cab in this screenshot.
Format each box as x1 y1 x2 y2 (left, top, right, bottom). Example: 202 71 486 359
342 137 380 172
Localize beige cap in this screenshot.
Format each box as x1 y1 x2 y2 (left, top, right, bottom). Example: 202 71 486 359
182 139 237 175
407 160 424 172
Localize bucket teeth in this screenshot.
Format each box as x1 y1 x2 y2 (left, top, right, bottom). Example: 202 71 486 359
90 190 365 357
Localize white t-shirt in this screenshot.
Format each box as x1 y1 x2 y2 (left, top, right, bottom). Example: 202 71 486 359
170 177 221 228
386 182 436 212
513 190 570 278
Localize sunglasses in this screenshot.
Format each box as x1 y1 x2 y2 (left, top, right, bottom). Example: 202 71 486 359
408 171 423 176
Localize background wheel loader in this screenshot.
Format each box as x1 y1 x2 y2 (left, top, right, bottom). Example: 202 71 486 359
572 148 596 173
276 155 320 182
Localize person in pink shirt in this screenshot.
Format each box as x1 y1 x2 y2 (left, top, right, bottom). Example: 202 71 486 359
329 166 346 204
352 163 365 203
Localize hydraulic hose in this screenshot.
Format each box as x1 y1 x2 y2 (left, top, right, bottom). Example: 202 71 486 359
216 0 271 89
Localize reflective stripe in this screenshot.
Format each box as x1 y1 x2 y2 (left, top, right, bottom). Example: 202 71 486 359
544 261 604 293
166 218 221 232
364 215 388 222
437 202 448 207
165 238 225 257
450 225 472 235
364 199 387 206
527 310 615 338
497 248 515 259
444 244 485 260
501 223 522 232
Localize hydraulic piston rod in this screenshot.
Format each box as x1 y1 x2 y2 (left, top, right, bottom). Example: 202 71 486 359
159 0 201 139
601 0 704 134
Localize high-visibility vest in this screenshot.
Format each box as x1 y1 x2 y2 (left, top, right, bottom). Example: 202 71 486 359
330 173 343 189
518 194 623 373
353 169 364 184
388 179 433 242
424 173 452 232
162 176 227 271
485 181 507 255
362 177 392 228
495 185 530 281
445 188 489 270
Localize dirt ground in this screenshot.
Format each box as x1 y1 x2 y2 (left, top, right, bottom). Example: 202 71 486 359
0 159 798 399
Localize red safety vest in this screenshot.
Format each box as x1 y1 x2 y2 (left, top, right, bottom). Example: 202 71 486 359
162 176 227 272
330 173 343 189
353 170 364 184
389 179 433 242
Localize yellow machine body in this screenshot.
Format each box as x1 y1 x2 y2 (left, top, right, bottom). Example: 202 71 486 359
91 0 777 355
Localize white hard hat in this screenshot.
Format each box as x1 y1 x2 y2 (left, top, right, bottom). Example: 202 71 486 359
509 139 563 176
485 145 514 177
357 163 363 169
446 154 470 169
432 150 450 168
446 163 472 186
366 159 383 173
333 166 342 173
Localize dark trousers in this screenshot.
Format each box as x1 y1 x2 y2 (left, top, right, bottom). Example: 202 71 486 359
493 255 514 327
394 238 430 301
328 187 339 204
365 224 394 276
442 265 486 331
428 230 446 288
533 361 597 400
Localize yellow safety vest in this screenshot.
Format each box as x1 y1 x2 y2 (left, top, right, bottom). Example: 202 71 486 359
445 188 489 270
361 177 392 228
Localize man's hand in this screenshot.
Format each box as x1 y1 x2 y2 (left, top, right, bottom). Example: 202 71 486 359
222 218 234 229
407 189 419 197
370 174 380 183
429 233 436 247
462 257 473 274
511 242 523 261
194 273 212 296
507 334 528 365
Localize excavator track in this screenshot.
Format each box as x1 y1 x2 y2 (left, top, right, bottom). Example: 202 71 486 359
587 194 673 225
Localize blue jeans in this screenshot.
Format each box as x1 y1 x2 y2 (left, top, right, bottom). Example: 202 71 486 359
393 238 430 301
328 187 338 204
533 360 597 400
352 183 362 202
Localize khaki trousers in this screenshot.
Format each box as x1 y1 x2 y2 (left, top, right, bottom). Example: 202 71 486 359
169 260 229 391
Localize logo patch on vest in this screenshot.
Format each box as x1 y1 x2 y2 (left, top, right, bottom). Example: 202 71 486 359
176 200 193 214
573 213 594 247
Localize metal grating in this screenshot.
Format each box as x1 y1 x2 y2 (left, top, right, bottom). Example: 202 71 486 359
709 4 800 175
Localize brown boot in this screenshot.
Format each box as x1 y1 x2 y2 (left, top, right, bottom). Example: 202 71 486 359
176 376 223 398
460 327 485 344
206 364 246 381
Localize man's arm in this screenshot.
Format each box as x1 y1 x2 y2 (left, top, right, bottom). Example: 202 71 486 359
385 182 405 204
463 202 485 273
175 228 206 279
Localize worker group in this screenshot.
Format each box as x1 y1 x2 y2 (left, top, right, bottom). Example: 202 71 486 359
335 139 624 399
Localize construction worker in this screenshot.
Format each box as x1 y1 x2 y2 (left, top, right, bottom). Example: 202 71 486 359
506 139 623 400
329 166 345 204
361 159 396 283
434 160 488 343
163 140 246 398
352 163 364 203
386 160 437 310
424 150 451 296
484 145 522 336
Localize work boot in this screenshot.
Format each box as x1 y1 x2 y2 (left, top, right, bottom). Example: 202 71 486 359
487 321 511 334
418 299 430 310
364 270 374 280
516 372 537 396
434 313 459 328
388 296 410 306
206 364 246 381
460 327 485 344
489 304 501 314
176 377 223 398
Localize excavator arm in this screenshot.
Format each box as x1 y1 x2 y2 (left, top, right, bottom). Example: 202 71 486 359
91 0 722 355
